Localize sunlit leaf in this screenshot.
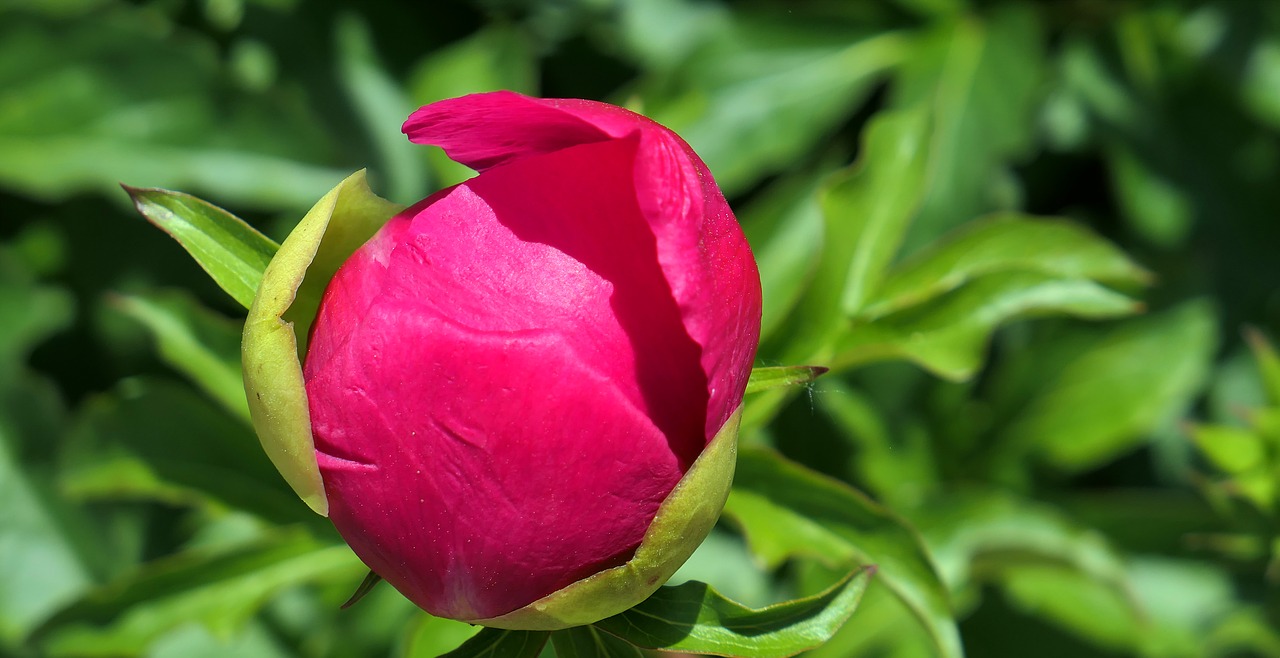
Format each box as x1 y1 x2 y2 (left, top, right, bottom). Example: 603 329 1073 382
36 530 362 657
892 5 1046 253
863 214 1151 318
746 365 828 395
401 614 481 658
124 187 277 310
724 450 962 658
1192 425 1266 475
834 271 1140 381
1244 328 1280 406
640 15 908 195
776 107 930 365
999 301 1217 471
738 171 826 340
915 490 1136 609
594 567 871 658
110 290 247 421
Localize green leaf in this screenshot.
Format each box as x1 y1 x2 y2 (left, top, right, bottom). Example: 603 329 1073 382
1244 328 1280 407
639 17 908 195
914 490 1135 604
336 13 426 203
60 378 306 524
998 301 1217 471
437 628 549 658
0 11 346 208
892 6 1046 253
997 564 1140 652
141 621 294 658
738 171 826 341
863 214 1151 319
816 385 937 506
0 252 75 374
777 106 931 365
833 271 1141 381
0 429 92 647
723 450 962 658
999 557 1234 657
36 530 362 657
593 567 872 658
401 614 481 658
1192 425 1266 475
1106 144 1193 248
124 186 278 310
551 626 651 658
110 290 248 421
741 108 931 433
746 365 829 395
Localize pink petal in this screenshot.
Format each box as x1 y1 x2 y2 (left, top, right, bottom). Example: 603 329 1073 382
305 137 711 618
403 91 762 444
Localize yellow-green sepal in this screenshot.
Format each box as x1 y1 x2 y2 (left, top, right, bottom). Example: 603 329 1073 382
241 170 405 516
473 406 743 630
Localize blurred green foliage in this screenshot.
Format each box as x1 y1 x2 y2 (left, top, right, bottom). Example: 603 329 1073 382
3 0 1280 656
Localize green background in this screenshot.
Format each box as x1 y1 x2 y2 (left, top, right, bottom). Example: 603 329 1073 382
3 0 1280 656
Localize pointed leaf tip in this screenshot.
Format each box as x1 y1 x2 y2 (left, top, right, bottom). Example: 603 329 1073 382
746 365 830 395
124 184 279 310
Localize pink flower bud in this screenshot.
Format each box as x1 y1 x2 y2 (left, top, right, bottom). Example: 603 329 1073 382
300 92 761 625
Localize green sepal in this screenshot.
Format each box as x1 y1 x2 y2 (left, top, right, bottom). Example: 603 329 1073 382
241 170 404 516
473 406 742 630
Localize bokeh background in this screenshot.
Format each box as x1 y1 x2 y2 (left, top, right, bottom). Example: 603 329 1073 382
4 0 1280 656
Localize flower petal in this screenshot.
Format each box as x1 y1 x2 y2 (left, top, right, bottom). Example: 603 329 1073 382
402 91 610 171
304 137 711 618
403 92 762 444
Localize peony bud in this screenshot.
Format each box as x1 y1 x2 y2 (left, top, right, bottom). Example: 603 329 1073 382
244 91 761 629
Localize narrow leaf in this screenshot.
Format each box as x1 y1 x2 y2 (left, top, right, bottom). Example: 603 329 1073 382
110 290 248 421
340 571 383 610
724 450 962 658
594 567 872 658
437 628 549 658
777 106 930 365
833 271 1141 381
1244 327 1280 407
124 186 278 310
891 5 1045 253
863 214 1151 319
746 365 829 395
60 378 305 524
35 531 362 656
643 26 907 195
336 13 426 202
